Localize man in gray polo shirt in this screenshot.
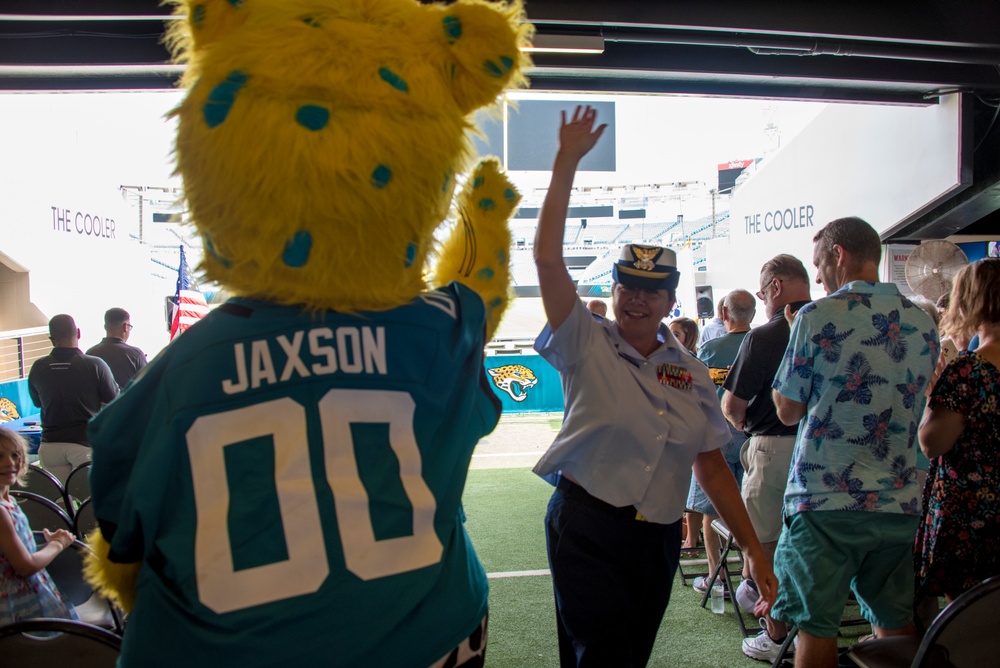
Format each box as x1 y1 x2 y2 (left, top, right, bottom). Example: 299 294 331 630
532 105 777 668
87 307 147 389
29 314 118 482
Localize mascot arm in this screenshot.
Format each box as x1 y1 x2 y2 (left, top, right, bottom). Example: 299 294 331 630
83 530 140 613
434 157 518 340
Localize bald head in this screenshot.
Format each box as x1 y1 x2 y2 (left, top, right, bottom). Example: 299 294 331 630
48 314 80 348
586 299 608 317
723 290 755 332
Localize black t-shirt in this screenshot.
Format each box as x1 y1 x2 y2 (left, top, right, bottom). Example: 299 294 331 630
723 301 811 436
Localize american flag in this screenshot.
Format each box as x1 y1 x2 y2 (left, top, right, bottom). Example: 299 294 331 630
170 245 209 340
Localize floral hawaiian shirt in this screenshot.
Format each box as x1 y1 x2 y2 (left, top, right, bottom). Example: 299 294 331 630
773 281 939 517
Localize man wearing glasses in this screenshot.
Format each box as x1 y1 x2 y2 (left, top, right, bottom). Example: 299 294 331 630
721 254 814 662
87 307 148 389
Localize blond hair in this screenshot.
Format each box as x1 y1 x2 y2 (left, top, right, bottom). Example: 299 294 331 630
942 258 1000 342
0 429 29 488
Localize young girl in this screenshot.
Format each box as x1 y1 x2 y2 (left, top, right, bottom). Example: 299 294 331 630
0 429 79 624
669 316 700 354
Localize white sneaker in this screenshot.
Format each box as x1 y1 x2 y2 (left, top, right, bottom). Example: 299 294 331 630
736 578 760 613
742 626 792 662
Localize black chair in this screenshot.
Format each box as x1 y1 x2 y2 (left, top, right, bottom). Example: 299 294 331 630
9 490 74 534
65 461 92 507
677 545 710 586
847 575 1000 668
770 599 870 668
698 518 752 638
14 464 71 514
73 497 98 540
677 510 710 586
34 531 124 634
0 618 121 668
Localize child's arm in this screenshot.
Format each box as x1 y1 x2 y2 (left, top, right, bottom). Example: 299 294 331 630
0 506 74 577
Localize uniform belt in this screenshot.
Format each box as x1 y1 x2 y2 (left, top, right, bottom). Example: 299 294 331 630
556 477 648 522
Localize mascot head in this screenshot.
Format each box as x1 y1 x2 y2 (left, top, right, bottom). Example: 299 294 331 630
167 0 530 311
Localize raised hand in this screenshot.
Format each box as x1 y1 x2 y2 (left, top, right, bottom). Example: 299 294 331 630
558 105 607 163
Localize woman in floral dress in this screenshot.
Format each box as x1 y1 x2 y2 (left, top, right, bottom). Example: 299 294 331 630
0 430 79 624
916 258 1000 601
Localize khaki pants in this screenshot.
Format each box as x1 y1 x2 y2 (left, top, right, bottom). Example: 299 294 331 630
739 434 795 543
38 441 92 484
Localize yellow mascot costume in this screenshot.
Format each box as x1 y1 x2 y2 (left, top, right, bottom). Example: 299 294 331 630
84 1 531 665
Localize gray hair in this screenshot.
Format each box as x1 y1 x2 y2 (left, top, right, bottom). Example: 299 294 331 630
760 254 810 286
725 289 756 324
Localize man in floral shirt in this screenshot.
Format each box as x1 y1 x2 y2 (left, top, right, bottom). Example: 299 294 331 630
770 217 938 668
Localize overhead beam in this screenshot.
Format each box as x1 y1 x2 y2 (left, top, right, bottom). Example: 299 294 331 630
523 1 1000 48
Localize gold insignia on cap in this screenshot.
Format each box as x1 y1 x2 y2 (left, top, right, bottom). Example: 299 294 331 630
632 246 660 272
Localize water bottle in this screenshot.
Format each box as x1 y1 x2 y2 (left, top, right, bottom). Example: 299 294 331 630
711 582 725 614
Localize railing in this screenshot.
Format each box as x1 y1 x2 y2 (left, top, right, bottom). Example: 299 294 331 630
485 337 536 356
0 327 50 382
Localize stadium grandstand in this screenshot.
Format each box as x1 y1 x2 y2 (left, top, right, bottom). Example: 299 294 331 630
507 182 731 297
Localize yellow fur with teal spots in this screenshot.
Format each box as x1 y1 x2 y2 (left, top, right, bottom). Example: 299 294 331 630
163 0 531 314
86 0 532 612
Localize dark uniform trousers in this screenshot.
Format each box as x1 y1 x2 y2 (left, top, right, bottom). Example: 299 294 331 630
546 477 683 667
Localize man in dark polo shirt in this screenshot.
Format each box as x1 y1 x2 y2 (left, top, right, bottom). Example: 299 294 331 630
721 254 813 662
87 307 147 389
29 314 118 482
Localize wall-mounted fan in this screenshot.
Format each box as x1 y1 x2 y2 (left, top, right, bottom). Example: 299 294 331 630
904 240 969 302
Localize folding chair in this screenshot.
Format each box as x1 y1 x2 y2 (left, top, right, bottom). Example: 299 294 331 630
73 497 98 541
0 618 121 668
698 518 752 638
65 461 92 507
36 531 125 635
14 464 72 515
847 574 1000 668
677 510 710 586
9 490 74 534
677 545 710 586
770 592 872 667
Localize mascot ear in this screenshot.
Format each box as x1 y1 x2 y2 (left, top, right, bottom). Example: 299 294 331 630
165 0 249 78
440 0 533 115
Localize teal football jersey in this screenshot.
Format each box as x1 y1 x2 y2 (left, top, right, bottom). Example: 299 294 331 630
89 283 499 667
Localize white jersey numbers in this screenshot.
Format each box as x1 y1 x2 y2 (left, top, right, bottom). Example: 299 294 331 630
186 389 441 614
320 390 442 580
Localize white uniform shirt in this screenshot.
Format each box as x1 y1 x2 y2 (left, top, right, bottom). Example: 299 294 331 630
533 299 730 524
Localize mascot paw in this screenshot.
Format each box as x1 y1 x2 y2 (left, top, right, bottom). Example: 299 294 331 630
82 530 140 614
434 156 517 337
458 157 522 224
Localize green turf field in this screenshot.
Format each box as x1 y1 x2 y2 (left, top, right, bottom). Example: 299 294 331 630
462 467 870 667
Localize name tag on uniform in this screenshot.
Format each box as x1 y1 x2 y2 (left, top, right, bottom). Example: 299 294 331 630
657 363 692 391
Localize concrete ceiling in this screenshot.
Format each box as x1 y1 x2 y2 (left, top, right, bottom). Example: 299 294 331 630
2 0 998 238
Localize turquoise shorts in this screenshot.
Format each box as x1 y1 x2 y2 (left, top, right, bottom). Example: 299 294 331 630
771 510 919 638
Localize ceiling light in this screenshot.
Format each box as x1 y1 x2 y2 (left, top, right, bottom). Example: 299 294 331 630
524 34 605 55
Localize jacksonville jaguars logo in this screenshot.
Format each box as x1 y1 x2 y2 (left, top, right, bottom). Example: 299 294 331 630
0 398 19 423
488 364 538 402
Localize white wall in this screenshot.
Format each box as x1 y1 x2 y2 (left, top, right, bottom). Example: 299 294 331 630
702 94 963 322
0 91 183 355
